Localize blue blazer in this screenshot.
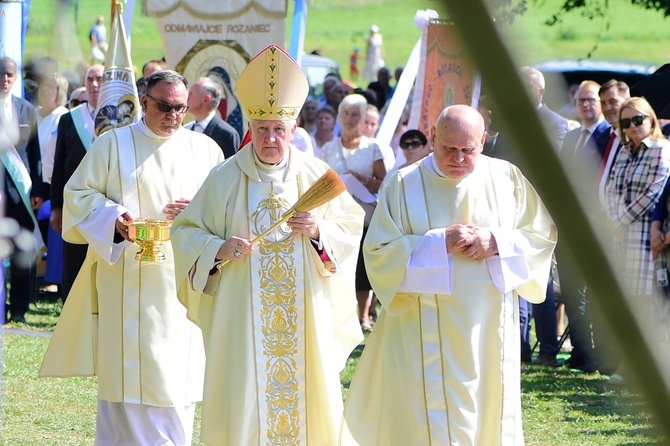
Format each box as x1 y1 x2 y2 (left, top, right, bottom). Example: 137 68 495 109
202 115 240 159
561 119 611 161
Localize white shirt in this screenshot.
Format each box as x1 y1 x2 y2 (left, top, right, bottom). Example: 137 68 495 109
0 96 19 146
37 105 69 183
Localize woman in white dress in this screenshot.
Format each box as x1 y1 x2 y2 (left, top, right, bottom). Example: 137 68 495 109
363 25 384 82
36 73 69 293
319 94 387 331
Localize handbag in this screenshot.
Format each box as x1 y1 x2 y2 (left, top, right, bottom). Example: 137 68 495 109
339 147 377 226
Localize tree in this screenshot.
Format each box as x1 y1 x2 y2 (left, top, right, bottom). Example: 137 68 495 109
487 0 670 25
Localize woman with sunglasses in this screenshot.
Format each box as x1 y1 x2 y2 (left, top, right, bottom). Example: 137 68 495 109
382 129 431 185
605 97 670 382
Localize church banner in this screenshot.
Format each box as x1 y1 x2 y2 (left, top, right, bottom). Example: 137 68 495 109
418 19 480 137
95 1 140 137
144 0 287 137
0 0 24 97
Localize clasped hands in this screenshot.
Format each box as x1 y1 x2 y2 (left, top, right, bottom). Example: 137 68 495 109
445 223 498 260
216 212 319 262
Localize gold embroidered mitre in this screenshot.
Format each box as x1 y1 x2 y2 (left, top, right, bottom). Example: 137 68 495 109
236 44 309 121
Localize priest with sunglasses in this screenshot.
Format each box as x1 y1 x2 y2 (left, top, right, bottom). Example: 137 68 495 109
41 70 224 445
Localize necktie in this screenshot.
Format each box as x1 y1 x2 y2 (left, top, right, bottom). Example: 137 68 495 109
193 122 204 133
599 131 617 177
574 128 590 156
596 131 622 205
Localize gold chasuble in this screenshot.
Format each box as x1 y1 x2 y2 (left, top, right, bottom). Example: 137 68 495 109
171 145 364 446
250 176 307 444
342 155 557 446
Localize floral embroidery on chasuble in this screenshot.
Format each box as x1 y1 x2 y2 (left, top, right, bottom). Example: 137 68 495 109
248 178 306 445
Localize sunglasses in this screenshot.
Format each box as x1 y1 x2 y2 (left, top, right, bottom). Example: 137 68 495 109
400 140 423 149
69 99 87 107
620 115 648 129
146 94 189 114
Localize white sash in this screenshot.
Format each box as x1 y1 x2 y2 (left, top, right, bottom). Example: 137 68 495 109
0 123 44 252
115 126 140 217
70 105 94 151
400 167 452 442
114 125 142 398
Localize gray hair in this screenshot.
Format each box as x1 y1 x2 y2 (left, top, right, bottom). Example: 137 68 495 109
201 77 223 109
520 66 545 90
338 94 367 122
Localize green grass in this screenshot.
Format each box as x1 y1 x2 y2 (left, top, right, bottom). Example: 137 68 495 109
22 0 670 86
2 298 666 445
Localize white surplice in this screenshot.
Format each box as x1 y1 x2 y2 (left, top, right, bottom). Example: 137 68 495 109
40 120 224 411
342 155 557 446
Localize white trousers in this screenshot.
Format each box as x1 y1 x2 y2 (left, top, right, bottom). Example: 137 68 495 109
95 400 196 446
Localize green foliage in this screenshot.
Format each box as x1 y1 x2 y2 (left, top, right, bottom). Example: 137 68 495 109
3 326 665 445
22 0 670 90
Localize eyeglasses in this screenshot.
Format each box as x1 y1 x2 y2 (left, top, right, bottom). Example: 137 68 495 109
146 94 189 114
576 98 598 105
400 140 424 149
620 115 648 129
69 99 87 107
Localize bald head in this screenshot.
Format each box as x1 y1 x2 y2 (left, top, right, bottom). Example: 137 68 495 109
0 57 18 97
431 105 486 179
85 64 104 108
436 104 486 138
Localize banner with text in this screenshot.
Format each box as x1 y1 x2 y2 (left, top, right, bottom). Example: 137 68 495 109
144 0 287 136
0 0 24 97
418 20 479 136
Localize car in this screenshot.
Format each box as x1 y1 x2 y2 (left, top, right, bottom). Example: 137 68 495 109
300 54 340 98
534 59 657 114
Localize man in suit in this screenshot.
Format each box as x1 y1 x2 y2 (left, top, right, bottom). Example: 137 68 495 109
598 80 630 205
187 77 240 158
50 64 103 302
0 57 47 323
521 66 570 150
513 67 569 365
595 79 630 376
559 80 612 372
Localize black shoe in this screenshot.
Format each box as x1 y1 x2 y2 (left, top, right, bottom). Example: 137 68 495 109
8 314 27 324
535 352 558 367
563 354 587 368
566 360 597 373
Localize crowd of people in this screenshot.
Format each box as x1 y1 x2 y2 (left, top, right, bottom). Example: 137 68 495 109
1 26 668 445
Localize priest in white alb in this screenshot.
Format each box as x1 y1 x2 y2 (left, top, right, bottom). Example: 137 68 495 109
170 45 365 446
342 104 557 446
40 70 225 445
